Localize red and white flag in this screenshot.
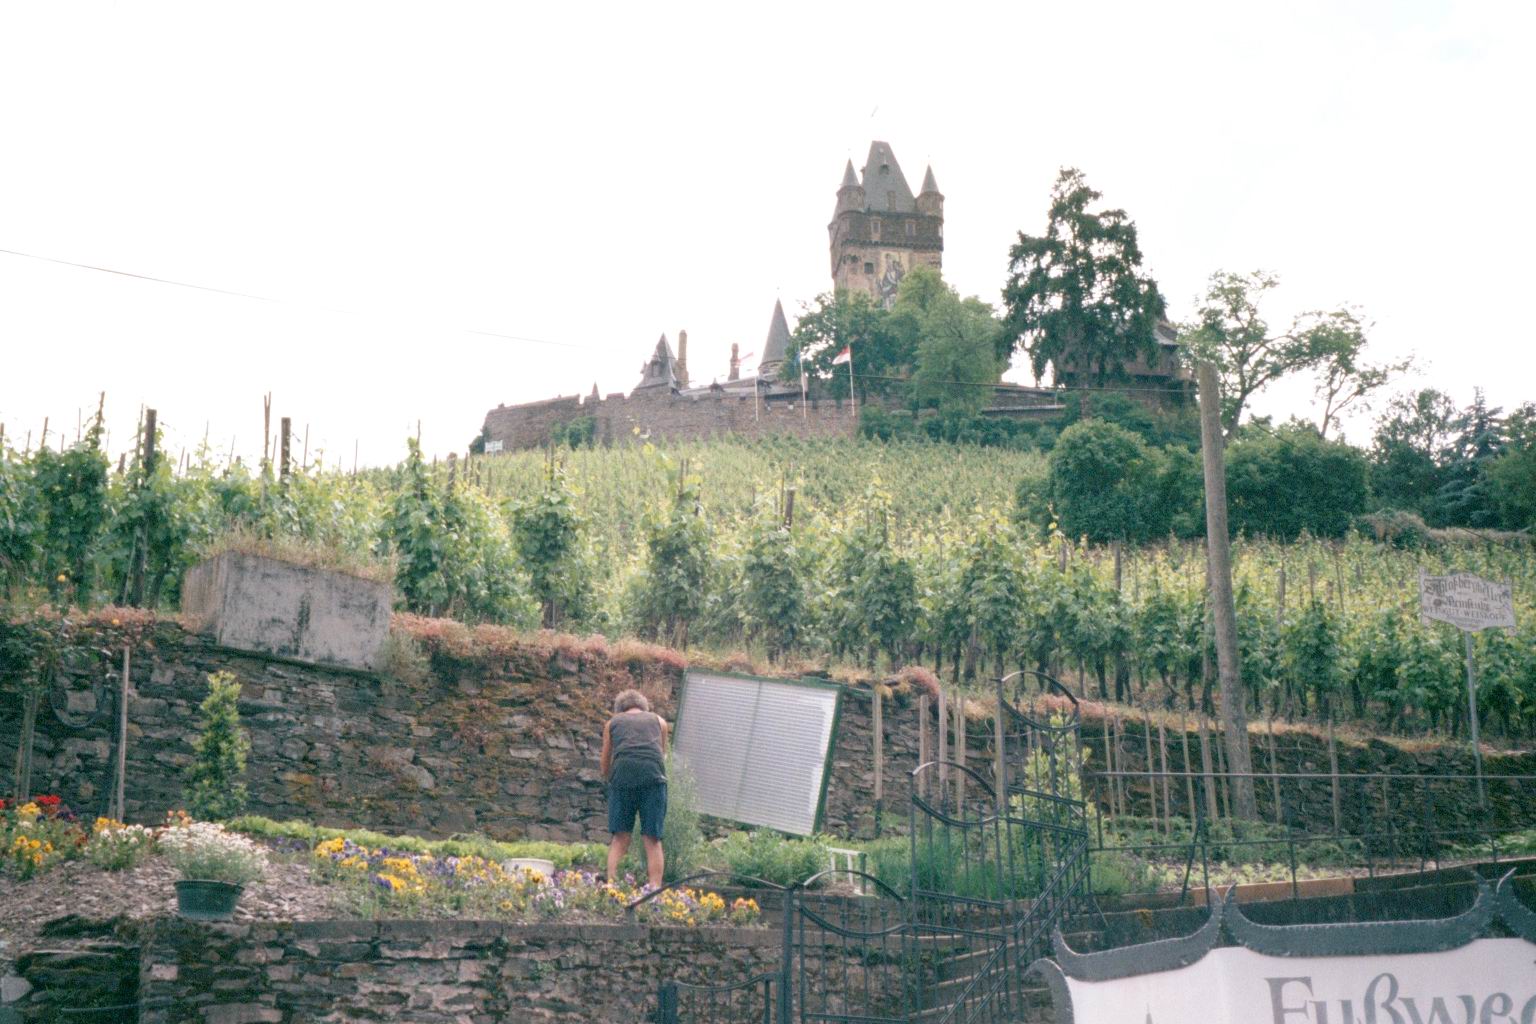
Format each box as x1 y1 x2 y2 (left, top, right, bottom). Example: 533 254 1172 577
831 346 852 366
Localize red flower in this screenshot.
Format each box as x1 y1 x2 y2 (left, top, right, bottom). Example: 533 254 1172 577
0 799 8 811
36 795 62 816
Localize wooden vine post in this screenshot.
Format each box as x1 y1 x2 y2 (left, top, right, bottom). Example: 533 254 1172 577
114 646 131 822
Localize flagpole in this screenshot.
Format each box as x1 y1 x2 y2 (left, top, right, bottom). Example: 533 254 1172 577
848 348 856 419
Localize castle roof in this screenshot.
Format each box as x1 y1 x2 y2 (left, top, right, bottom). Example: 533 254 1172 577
636 334 679 390
759 300 792 377
860 141 916 213
920 164 940 195
840 159 860 189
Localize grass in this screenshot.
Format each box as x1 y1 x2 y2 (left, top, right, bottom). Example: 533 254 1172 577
201 528 395 583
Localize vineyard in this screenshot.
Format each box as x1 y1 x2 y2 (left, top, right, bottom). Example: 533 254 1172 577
2 424 1533 740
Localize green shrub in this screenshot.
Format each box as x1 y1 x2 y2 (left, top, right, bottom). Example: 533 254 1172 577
718 830 830 888
186 671 250 821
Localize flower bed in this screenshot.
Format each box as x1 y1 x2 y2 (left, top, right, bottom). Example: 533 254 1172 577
308 835 760 926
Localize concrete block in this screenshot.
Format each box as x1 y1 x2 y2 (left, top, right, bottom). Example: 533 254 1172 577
181 551 392 672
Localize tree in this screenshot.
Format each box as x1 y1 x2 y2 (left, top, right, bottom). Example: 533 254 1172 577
1368 389 1458 516
1182 271 1395 439
1002 168 1166 386
1434 390 1507 529
632 474 712 647
1226 424 1369 539
900 268 1007 415
784 290 908 401
187 671 250 821
1311 313 1413 439
1047 420 1165 543
1487 403 1536 529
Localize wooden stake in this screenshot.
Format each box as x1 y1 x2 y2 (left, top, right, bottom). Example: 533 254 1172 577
280 417 292 479
936 688 948 800
1327 717 1341 834
917 694 930 799
114 647 131 821
954 689 967 809
1267 718 1283 825
1157 720 1172 835
872 685 884 816
1198 714 1219 823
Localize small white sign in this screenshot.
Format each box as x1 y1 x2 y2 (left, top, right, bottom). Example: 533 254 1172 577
484 439 504 454
1418 570 1516 632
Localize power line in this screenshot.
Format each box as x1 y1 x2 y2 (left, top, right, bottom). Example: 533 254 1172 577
0 246 589 350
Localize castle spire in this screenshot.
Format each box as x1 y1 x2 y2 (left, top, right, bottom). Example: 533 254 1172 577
758 300 791 381
920 164 940 195
635 333 679 391
840 159 859 189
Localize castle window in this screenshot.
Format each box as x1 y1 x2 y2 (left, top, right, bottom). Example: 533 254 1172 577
863 261 874 274
871 218 881 240
905 220 915 237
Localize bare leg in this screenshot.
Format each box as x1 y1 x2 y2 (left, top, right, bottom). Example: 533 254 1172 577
607 832 632 882
642 835 665 889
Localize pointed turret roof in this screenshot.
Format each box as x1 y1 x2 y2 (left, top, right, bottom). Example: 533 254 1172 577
758 300 791 377
840 159 860 189
860 141 915 213
635 334 678 391
920 164 940 195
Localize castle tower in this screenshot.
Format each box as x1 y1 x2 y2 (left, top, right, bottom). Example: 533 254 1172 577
829 142 943 309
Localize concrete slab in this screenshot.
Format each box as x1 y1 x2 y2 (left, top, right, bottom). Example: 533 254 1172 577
181 551 392 672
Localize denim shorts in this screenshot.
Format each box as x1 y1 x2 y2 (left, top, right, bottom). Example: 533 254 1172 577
608 782 667 839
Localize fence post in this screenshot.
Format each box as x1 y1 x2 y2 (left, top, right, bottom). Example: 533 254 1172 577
778 887 795 1024
872 685 884 834
917 694 930 800
655 982 677 1024
994 684 1007 814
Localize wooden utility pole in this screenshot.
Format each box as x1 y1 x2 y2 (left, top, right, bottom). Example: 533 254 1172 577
128 409 157 607
1196 360 1258 820
280 417 292 480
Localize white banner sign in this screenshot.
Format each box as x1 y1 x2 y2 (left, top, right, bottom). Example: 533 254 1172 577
1419 570 1516 631
1064 939 1536 1024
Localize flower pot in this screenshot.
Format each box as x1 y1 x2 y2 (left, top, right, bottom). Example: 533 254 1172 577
175 879 245 921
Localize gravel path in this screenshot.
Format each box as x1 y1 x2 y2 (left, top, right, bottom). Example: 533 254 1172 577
0 852 339 954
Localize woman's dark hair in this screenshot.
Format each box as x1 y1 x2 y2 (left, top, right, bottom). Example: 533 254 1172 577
613 689 651 713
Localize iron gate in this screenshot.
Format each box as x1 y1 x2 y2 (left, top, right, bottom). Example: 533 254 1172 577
652 672 1090 1024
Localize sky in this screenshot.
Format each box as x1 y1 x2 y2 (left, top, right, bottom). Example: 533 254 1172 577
2 1 1532 468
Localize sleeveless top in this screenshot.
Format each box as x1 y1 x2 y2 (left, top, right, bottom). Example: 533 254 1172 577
608 712 666 789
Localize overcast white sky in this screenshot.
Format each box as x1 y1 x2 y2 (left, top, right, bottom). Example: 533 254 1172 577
2 1 1532 468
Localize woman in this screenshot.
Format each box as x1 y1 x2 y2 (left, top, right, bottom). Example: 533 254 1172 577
600 689 669 888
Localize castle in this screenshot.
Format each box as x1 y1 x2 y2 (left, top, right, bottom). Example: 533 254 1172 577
479 142 1179 453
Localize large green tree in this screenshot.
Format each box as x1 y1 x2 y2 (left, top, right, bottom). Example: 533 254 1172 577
784 290 909 401
897 267 1007 415
1182 271 1405 439
1368 389 1458 516
1002 168 1166 386
1226 423 1369 539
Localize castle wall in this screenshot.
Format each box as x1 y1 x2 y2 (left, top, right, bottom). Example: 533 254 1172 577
483 387 861 451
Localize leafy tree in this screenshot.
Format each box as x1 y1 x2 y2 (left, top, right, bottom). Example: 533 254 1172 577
825 488 916 668
785 290 908 401
1182 271 1392 439
908 281 1007 416
1225 424 1369 539
1002 167 1166 385
1283 600 1344 719
1368 389 1458 516
1047 420 1166 543
30 413 111 606
187 670 250 821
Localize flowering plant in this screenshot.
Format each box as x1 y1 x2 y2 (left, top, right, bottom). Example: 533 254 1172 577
159 822 267 884
85 818 157 871
2 795 85 879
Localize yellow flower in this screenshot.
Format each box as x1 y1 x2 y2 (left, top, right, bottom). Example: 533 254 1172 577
314 837 347 857
110 618 121 627
56 573 68 583
16 803 40 821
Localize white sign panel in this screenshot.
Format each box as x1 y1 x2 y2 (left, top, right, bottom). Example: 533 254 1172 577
673 671 840 836
484 439 504 453
1419 570 1516 631
1065 939 1536 1024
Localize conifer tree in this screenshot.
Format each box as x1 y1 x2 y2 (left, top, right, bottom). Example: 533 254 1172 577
187 671 250 821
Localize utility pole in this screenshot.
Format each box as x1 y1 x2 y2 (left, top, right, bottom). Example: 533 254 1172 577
1196 360 1258 820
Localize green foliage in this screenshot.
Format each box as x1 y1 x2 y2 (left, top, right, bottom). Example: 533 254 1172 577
1002 167 1166 385
509 463 591 628
228 815 607 869
29 414 111 605
897 268 1006 416
1226 424 1369 539
785 289 910 401
551 416 597 449
385 438 534 624
1047 420 1188 543
824 487 916 666
718 830 830 887
630 469 711 647
739 513 807 660
186 671 250 821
